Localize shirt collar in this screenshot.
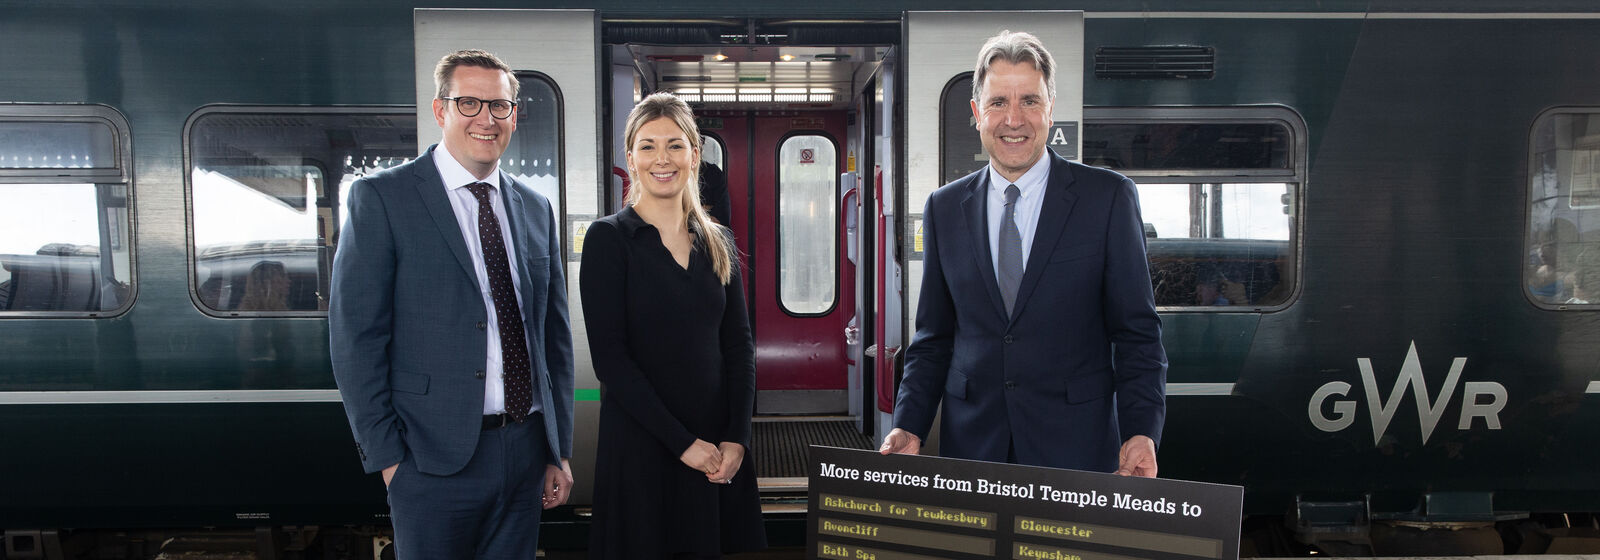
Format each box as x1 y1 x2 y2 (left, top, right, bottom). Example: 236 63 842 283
987 153 1051 199
432 143 501 192
614 205 649 237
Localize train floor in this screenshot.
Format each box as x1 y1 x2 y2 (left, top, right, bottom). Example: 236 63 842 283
751 416 875 478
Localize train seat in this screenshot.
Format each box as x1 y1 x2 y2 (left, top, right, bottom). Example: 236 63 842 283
1146 239 1289 307
0 244 103 312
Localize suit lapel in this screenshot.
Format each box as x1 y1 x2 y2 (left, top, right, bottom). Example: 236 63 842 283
959 174 1008 320
499 170 528 252
412 147 480 285
497 172 551 396
1010 152 1078 324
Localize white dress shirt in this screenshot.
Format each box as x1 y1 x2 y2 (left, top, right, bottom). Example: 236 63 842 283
987 155 1051 282
431 145 533 416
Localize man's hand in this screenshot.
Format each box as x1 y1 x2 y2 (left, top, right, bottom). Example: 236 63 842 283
1115 435 1158 478
382 463 399 487
708 442 745 484
543 459 574 509
680 439 725 475
878 428 922 456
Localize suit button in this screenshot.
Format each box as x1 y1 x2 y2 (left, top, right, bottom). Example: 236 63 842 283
1005 380 1017 389
1004 335 1015 344
474 370 486 379
477 321 487 330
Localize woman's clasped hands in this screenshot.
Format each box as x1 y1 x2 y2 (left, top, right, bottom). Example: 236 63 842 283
679 439 744 484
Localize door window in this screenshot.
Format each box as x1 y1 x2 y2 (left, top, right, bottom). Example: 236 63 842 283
777 134 839 315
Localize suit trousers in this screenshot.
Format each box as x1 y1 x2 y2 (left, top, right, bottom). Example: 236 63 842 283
386 414 549 559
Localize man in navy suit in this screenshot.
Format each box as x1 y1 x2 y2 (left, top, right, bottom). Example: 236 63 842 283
881 31 1166 477
331 49 574 558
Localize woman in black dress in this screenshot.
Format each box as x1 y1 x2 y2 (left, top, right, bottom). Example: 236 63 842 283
580 92 766 559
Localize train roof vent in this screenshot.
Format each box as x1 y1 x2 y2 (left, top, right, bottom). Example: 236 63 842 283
1094 46 1214 80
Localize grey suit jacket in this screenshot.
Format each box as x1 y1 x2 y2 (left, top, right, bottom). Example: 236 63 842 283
330 144 574 476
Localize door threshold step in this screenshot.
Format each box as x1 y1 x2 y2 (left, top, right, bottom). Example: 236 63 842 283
752 414 856 423
759 476 808 493
760 502 808 515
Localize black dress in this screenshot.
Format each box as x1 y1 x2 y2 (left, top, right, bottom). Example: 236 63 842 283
580 206 766 558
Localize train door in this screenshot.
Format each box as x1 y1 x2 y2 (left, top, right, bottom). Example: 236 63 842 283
899 11 1085 453
748 112 854 413
413 8 604 506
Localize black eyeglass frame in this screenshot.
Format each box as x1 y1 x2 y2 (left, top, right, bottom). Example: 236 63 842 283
439 96 518 119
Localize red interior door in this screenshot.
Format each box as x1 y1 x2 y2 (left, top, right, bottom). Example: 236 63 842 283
701 110 855 409
748 112 853 395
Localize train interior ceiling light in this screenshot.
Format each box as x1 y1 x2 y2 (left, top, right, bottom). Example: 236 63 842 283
629 45 887 110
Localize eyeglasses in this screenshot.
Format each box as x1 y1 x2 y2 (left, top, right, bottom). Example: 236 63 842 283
440 96 517 120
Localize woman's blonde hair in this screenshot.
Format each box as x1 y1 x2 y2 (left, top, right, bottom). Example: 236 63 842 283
623 92 737 285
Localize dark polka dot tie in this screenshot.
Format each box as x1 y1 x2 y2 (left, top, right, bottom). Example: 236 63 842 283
466 182 534 422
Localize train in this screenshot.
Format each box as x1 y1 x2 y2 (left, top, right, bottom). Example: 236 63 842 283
3 0 1600 557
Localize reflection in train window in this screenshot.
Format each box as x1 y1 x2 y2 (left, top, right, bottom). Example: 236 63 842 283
0 107 134 315
186 108 418 315
1526 109 1600 308
777 134 838 315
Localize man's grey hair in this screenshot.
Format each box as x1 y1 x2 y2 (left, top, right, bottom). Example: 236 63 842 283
971 30 1056 102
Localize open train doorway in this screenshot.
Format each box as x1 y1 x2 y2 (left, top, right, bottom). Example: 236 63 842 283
606 36 893 485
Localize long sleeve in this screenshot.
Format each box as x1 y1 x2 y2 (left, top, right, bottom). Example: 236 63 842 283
894 196 957 441
1102 176 1168 446
718 258 756 448
328 178 405 473
542 199 576 460
579 221 698 455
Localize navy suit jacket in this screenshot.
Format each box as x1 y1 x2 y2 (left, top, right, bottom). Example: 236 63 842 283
894 149 1166 472
330 144 574 476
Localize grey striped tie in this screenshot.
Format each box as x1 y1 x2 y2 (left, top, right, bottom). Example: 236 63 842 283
999 184 1023 315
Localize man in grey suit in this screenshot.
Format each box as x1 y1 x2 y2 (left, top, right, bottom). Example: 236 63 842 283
331 49 574 558
881 31 1166 476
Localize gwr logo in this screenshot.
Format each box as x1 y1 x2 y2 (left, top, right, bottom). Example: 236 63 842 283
1308 342 1506 445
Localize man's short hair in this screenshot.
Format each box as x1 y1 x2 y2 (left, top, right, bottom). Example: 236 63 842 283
971 30 1056 102
434 49 520 100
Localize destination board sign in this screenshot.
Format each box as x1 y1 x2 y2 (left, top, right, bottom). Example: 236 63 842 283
807 446 1243 560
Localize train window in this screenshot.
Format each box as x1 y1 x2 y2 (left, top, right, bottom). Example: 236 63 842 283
186 107 417 316
1082 108 1304 310
502 72 564 241
1133 182 1296 308
777 133 839 315
0 105 134 316
701 133 725 171
939 73 985 185
1526 109 1600 309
